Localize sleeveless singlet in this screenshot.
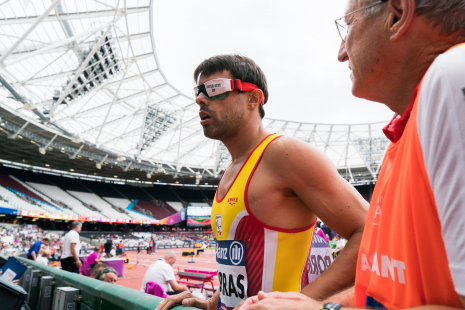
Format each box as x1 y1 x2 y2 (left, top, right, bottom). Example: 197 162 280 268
211 134 316 310
354 44 465 309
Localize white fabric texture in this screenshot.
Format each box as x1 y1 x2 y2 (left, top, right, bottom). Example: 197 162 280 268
62 230 81 259
140 259 176 293
36 256 48 266
417 45 465 296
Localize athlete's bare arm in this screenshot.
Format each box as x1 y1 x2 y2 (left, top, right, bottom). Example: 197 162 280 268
156 289 220 310
248 136 368 300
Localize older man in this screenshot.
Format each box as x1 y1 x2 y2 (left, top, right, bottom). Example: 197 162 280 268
141 251 188 295
236 0 465 309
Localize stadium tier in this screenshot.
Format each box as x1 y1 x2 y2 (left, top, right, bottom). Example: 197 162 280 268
0 166 217 221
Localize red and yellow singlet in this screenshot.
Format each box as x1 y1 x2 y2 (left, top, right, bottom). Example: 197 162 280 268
211 134 316 310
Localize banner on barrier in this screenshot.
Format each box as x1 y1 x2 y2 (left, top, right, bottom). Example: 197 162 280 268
18 210 159 224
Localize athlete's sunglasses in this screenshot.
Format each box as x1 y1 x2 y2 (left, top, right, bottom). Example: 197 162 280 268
194 78 265 104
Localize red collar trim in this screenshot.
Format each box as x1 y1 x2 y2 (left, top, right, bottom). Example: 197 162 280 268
382 86 419 143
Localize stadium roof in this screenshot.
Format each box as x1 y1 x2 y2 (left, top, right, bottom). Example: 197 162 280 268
0 0 389 184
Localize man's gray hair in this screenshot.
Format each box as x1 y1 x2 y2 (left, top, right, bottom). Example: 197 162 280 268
164 251 176 259
71 221 82 230
361 0 465 35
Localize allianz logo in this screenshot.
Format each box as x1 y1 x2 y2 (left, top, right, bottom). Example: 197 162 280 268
216 241 244 265
230 241 244 265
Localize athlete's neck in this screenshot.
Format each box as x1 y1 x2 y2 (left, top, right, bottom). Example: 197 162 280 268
222 120 271 164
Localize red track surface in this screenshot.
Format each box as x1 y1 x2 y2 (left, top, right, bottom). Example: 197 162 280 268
117 248 219 291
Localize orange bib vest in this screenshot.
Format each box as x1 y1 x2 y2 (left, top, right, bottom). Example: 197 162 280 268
354 62 464 308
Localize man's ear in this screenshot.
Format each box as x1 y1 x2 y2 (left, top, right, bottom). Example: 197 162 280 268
388 0 415 41
247 89 263 110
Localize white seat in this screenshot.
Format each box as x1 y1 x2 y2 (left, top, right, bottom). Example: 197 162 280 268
68 191 130 219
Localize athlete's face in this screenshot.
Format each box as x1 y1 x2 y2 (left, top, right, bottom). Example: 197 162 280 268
196 71 246 141
337 0 390 102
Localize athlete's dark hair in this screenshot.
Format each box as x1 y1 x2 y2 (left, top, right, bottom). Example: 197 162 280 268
193 54 268 119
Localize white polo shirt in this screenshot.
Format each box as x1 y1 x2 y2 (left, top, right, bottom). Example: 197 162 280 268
140 259 176 293
62 230 81 259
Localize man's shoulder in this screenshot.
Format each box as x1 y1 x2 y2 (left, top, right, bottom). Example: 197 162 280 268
264 135 320 163
425 43 465 86
262 135 332 174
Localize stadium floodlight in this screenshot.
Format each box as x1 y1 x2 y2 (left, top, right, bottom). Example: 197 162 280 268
146 173 152 179
96 163 102 170
117 156 126 162
39 147 46 155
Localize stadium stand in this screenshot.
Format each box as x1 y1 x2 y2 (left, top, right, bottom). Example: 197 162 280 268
68 191 132 219
0 167 223 222
0 174 64 211
0 185 47 212
136 200 172 219
167 201 185 211
26 182 90 216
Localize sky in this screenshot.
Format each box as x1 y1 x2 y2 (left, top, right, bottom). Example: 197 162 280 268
152 0 394 125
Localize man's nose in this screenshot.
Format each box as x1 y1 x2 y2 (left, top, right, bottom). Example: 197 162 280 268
337 40 349 63
195 93 208 106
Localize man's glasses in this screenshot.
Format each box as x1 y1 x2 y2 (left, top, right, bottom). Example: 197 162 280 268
335 0 388 42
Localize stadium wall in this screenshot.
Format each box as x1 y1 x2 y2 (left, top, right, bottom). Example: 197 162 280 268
16 256 197 310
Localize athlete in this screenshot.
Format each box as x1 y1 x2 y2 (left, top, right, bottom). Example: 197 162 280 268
156 55 368 310
237 0 465 309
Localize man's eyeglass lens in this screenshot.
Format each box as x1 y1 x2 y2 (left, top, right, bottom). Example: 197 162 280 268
336 20 347 42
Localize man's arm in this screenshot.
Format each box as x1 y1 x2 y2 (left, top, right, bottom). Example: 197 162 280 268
156 289 220 310
70 243 81 267
167 279 188 292
267 137 368 300
31 251 37 261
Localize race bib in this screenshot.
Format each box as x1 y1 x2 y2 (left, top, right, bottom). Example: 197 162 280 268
307 235 333 283
216 240 248 310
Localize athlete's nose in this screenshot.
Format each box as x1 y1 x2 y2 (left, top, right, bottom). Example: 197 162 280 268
196 92 209 106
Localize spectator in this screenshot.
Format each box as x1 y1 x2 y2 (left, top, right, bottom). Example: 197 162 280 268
334 235 345 256
110 246 116 258
140 251 188 295
196 243 206 256
118 241 124 256
61 221 82 274
87 246 103 268
27 237 49 261
95 267 118 284
90 262 108 279
104 239 112 258
37 249 51 266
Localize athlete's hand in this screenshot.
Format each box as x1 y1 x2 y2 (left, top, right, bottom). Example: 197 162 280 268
155 291 215 310
235 291 320 310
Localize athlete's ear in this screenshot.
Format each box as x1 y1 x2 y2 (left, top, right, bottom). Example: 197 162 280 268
387 0 415 41
247 89 263 110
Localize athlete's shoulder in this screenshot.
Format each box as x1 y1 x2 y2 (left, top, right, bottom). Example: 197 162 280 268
263 135 334 171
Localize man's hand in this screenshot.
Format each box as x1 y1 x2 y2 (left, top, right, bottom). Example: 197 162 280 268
155 291 215 310
76 260 82 267
234 291 322 310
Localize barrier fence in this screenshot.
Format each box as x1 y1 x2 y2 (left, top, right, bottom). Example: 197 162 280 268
16 256 198 310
